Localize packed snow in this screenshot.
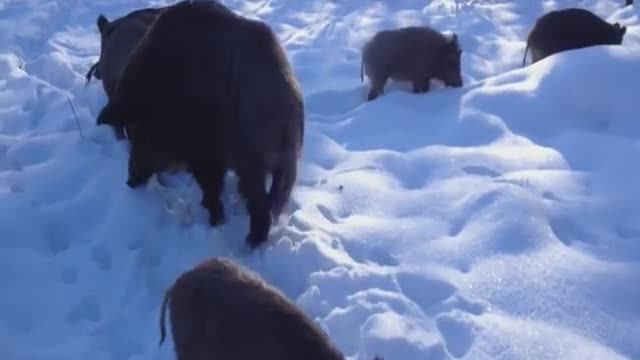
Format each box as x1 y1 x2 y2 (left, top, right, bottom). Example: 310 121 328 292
1 0 640 359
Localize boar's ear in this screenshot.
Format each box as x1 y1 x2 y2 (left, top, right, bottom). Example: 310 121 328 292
97 14 109 34
445 33 461 53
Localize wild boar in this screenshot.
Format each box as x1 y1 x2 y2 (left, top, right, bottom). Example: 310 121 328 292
522 8 627 66
159 257 383 360
99 0 304 249
86 7 165 98
360 25 463 101
86 6 166 139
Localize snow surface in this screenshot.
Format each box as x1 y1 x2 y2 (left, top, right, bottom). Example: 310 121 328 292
1 0 640 359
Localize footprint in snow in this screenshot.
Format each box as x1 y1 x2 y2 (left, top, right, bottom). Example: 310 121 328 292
65 295 102 324
316 203 341 224
461 165 501 178
436 312 476 358
448 189 503 237
340 240 400 267
91 244 112 271
60 267 78 284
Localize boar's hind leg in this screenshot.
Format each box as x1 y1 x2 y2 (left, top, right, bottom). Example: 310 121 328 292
237 160 271 248
191 160 226 226
412 77 430 94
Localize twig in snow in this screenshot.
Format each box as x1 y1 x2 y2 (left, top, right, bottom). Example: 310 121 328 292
66 95 84 139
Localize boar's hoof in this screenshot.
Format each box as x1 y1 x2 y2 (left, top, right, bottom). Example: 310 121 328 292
367 91 380 102
203 197 225 226
126 175 149 188
245 231 268 250
207 206 226 227
412 81 430 94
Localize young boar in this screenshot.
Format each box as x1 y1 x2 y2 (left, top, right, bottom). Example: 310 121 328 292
100 0 304 249
522 8 627 66
87 6 166 139
159 257 382 360
86 7 165 98
360 25 463 101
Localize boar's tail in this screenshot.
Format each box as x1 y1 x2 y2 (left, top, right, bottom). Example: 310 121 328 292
360 56 364 82
158 286 172 346
522 44 529 67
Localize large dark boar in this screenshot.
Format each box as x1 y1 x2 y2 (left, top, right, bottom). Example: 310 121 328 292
159 257 382 360
100 0 304 249
86 6 166 139
522 8 627 66
360 25 463 101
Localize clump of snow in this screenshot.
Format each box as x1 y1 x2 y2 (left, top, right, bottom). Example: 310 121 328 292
1 0 639 360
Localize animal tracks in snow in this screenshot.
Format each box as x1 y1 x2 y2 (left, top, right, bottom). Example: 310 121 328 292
436 312 476 358
2 1 640 360
65 295 102 325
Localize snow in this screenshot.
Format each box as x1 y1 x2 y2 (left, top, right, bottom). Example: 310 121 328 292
1 0 639 359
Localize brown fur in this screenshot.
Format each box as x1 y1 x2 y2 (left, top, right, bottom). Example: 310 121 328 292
158 257 384 360
88 7 165 97
88 6 167 139
361 25 463 101
522 8 627 66
100 0 304 248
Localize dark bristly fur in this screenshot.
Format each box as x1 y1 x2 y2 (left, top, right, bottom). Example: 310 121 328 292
361 25 463 101
522 8 627 67
88 6 166 139
159 257 383 360
102 0 304 249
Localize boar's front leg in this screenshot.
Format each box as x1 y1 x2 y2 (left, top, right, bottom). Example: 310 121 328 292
126 142 154 188
367 71 389 101
191 159 226 226
97 102 127 140
412 77 430 94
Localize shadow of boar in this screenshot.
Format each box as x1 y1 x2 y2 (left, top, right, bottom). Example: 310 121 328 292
159 257 383 360
522 8 627 66
360 25 463 101
100 0 304 249
86 6 167 139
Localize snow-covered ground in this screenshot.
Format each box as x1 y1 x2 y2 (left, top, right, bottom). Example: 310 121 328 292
1 0 640 359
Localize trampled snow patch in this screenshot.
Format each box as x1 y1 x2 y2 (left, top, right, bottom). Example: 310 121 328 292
1 0 639 359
